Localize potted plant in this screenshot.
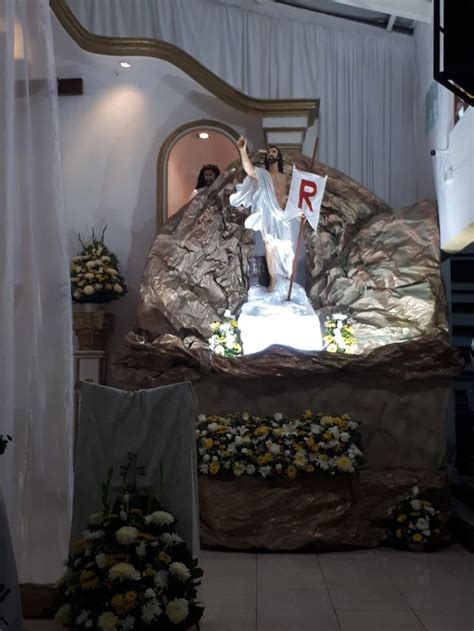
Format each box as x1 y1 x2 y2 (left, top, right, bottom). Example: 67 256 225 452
71 227 127 350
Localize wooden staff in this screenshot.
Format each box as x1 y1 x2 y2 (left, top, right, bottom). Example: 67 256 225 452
286 136 319 302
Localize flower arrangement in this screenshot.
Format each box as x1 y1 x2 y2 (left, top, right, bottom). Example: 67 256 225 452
196 410 363 479
56 472 203 630
71 227 127 304
0 434 12 456
384 486 446 550
208 310 242 357
323 313 357 353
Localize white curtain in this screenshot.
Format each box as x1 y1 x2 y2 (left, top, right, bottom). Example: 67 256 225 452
67 0 417 209
0 0 73 582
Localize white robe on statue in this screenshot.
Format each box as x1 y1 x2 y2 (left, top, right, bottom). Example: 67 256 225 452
229 167 297 278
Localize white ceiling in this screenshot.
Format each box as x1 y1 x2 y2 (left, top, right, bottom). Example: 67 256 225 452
267 0 432 31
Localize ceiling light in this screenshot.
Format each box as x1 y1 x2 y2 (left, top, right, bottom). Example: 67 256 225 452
198 132 209 139
120 62 131 68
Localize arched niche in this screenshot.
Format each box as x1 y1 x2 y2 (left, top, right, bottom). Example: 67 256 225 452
157 120 240 227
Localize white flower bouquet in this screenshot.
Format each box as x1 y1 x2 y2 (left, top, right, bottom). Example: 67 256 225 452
323 313 357 353
208 310 242 357
383 486 447 550
71 227 127 304
56 484 203 630
196 410 363 480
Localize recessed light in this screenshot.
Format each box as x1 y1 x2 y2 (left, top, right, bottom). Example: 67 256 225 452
120 62 131 68
198 131 209 139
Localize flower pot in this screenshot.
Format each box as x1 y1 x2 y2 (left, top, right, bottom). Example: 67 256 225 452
73 311 115 351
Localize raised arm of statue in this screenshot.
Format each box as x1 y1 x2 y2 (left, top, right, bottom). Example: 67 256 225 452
236 136 257 180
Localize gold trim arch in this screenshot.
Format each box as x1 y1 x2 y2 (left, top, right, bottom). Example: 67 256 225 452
50 0 319 119
157 120 240 228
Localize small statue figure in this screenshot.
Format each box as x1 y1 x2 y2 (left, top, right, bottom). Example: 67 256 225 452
189 164 221 200
230 138 295 292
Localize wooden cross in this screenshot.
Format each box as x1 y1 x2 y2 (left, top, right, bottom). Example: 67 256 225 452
120 452 146 495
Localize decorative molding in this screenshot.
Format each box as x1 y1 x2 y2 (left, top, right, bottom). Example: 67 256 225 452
156 119 240 229
50 0 319 119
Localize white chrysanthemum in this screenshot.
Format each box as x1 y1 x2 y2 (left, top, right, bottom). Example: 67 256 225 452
120 510 128 521
98 612 119 631
144 511 175 526
199 463 209 474
332 313 347 320
89 512 104 525
73 290 81 299
274 412 283 421
106 267 118 276
154 570 169 592
416 517 430 531
113 284 123 294
82 529 105 540
85 260 96 269
259 465 272 478
76 610 90 625
198 414 206 422
411 485 420 497
340 432 350 443
145 588 156 599
246 464 256 475
83 285 94 295
95 553 107 569
55 604 72 624
108 563 141 582
136 542 147 557
166 598 189 624
142 600 162 623
410 499 422 511
120 616 135 630
169 562 191 582
215 344 224 355
208 422 219 431
161 532 183 547
269 443 281 455
116 526 139 545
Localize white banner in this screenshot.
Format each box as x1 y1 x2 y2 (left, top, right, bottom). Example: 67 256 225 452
284 166 327 232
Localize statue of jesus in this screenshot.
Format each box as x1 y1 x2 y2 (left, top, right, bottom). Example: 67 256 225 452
230 137 296 292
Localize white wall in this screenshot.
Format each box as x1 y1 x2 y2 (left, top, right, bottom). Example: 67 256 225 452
415 22 474 252
52 14 263 350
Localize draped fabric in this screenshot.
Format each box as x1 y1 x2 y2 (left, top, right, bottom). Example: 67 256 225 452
66 0 418 208
0 0 73 582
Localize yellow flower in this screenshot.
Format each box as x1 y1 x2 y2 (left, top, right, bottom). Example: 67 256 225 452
303 409 313 419
294 454 307 468
79 570 96 584
72 538 89 553
397 514 407 522
323 431 333 441
335 456 353 472
209 462 220 475
254 426 269 437
306 464 315 473
159 551 172 564
112 591 137 614
202 438 214 449
143 567 156 577
81 578 99 591
412 533 423 543
306 437 315 447
395 529 402 539
287 465 297 479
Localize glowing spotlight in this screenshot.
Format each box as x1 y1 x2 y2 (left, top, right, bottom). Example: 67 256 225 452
198 131 209 140
120 62 131 68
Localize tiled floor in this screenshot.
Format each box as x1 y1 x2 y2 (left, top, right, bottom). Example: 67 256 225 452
25 545 474 631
